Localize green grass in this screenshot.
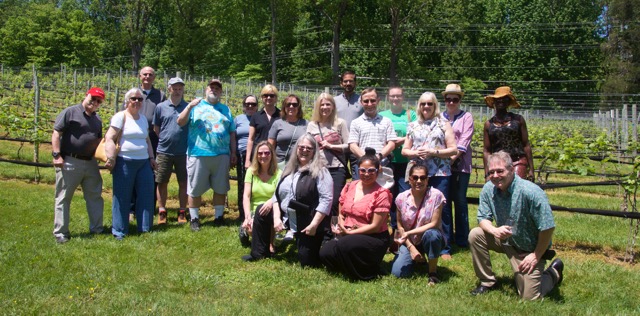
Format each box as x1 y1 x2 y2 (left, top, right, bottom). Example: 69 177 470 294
0 156 639 314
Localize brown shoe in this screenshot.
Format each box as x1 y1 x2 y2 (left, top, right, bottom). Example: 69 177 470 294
158 210 167 224
177 210 187 224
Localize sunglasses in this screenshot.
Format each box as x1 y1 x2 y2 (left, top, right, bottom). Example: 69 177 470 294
91 98 104 105
419 102 435 107
445 98 460 103
358 167 378 174
411 175 428 181
129 97 144 102
244 102 258 107
262 94 276 99
257 151 271 157
286 102 300 108
298 145 313 152
361 99 377 104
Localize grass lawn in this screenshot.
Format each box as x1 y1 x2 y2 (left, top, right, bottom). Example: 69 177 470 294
0 151 639 314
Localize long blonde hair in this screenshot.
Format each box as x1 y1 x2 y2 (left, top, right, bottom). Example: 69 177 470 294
311 93 337 123
250 141 278 176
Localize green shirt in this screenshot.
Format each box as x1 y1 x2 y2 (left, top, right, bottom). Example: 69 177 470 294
245 169 282 214
379 109 417 163
477 175 555 252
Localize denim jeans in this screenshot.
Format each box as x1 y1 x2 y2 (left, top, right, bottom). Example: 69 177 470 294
428 175 451 255
390 162 411 230
391 229 445 278
112 157 155 238
449 171 470 247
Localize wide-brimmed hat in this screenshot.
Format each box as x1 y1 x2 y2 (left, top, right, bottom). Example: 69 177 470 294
441 84 464 97
484 86 521 109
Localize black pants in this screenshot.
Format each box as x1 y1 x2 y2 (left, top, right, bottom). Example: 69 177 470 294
250 203 272 259
296 230 326 268
236 151 247 222
319 231 390 280
328 167 347 216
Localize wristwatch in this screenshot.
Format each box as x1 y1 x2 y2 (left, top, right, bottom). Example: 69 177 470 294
52 152 60 159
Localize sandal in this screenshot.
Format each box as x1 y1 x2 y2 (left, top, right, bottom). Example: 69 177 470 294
428 272 440 285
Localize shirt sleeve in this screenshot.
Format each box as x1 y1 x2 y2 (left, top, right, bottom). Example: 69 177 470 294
339 119 350 150
456 112 474 153
373 187 392 214
53 108 70 132
477 184 494 223
385 119 398 141
110 111 125 129
315 169 334 215
348 120 360 144
268 120 280 140
152 106 161 127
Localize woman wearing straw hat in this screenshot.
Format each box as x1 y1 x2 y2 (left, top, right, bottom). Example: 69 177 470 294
442 84 473 248
482 86 534 181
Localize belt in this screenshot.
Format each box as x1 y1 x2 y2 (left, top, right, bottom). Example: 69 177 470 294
64 153 93 161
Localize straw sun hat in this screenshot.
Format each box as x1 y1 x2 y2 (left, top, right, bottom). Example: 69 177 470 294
484 86 521 109
441 84 464 97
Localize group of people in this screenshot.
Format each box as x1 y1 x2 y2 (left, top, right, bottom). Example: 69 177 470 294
51 69 563 300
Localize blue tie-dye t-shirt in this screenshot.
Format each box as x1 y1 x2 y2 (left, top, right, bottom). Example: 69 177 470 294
187 100 236 157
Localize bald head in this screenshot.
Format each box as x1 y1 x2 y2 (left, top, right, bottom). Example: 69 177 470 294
139 66 156 89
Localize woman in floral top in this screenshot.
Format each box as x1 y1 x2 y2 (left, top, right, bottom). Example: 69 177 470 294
319 148 391 280
391 164 446 284
402 92 457 259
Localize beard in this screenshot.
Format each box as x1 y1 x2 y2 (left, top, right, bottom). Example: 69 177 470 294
206 93 219 104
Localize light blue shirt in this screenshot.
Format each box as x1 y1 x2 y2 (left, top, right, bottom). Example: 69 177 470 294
187 100 236 157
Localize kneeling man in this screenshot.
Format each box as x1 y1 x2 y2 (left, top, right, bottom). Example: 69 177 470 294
469 151 563 300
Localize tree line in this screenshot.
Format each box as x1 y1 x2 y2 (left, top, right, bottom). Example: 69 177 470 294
0 0 638 107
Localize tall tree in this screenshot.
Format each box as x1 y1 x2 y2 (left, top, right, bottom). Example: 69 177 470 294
601 0 640 103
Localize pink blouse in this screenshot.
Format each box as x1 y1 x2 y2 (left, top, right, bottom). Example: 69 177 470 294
395 187 445 245
339 180 391 234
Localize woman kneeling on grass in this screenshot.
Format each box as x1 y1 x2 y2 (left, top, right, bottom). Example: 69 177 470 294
240 141 281 249
243 134 333 267
320 148 392 280
391 163 446 284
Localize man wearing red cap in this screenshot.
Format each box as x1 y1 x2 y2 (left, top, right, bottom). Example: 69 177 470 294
51 87 106 243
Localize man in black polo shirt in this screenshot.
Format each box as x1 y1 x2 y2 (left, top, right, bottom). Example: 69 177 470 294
52 87 105 244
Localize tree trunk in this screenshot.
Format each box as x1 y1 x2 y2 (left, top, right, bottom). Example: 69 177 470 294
330 1 348 85
389 6 400 86
270 0 277 84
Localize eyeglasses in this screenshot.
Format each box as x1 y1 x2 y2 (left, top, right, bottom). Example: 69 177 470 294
257 151 271 157
91 98 104 105
262 94 276 99
361 99 377 104
419 102 435 107
129 97 144 102
358 167 378 174
411 175 428 181
494 97 510 104
389 94 403 99
244 102 258 107
487 169 507 176
297 145 313 152
445 98 460 103
286 102 300 108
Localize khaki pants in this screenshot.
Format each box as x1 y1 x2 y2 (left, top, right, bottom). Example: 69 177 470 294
469 227 559 300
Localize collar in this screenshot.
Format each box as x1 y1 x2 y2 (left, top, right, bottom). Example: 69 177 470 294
362 113 381 122
442 110 464 122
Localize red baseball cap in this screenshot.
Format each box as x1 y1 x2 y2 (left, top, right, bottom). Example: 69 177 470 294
87 87 105 99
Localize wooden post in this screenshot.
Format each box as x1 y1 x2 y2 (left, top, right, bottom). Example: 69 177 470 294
622 104 628 150
633 104 638 157
114 87 119 115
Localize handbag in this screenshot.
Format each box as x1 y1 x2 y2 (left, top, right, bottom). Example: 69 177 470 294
288 199 312 232
94 111 127 163
315 122 351 179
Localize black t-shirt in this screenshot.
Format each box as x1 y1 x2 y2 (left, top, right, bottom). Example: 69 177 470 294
53 104 103 156
249 107 281 143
